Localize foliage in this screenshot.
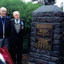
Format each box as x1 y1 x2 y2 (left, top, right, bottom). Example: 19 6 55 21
0 0 41 28
60 2 63 11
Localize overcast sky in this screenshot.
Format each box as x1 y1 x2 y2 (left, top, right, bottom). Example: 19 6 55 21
55 0 64 7
23 0 64 7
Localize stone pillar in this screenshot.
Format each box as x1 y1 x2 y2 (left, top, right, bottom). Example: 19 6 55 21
29 5 64 64
62 11 64 62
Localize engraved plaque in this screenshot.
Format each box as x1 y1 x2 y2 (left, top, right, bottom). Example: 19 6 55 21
35 24 53 50
36 24 52 38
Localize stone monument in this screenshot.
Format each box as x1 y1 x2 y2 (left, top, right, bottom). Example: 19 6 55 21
29 5 64 64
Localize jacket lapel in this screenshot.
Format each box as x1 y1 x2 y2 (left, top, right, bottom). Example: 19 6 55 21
12 19 17 33
13 19 21 33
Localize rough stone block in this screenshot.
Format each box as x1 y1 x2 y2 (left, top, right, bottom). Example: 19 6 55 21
53 40 60 45
30 37 35 42
30 47 36 52
51 51 61 57
30 42 35 47
35 59 48 64
51 57 59 63
31 32 36 37
34 53 40 58
28 62 36 64
54 34 62 40
54 28 60 34
31 22 36 27
53 23 61 28
31 27 36 33
40 55 50 61
48 62 57 64
30 52 34 57
29 57 35 62
53 46 61 51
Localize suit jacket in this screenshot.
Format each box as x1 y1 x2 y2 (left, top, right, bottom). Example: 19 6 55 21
0 16 10 38
9 18 25 44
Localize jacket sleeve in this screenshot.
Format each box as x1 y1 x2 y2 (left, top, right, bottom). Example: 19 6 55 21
7 19 11 37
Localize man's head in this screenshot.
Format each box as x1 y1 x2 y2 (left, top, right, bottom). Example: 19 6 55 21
13 11 20 20
0 7 7 18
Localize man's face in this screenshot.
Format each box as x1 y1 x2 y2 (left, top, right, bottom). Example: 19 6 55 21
14 13 20 20
1 9 6 17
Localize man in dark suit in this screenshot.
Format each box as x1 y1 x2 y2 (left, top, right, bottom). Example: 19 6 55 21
0 7 10 49
9 11 25 64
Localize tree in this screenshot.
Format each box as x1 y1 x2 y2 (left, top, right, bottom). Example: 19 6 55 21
60 2 63 11
32 0 56 5
32 0 38 2
44 0 56 5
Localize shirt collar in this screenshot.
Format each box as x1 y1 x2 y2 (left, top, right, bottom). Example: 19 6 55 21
15 19 20 24
0 15 6 18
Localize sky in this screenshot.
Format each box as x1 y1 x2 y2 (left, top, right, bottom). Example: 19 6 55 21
55 0 64 7
23 0 64 7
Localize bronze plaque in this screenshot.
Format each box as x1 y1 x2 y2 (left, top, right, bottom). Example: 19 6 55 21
35 24 53 50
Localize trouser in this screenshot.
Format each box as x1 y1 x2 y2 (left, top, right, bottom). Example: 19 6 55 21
0 38 9 50
9 39 23 64
0 39 3 48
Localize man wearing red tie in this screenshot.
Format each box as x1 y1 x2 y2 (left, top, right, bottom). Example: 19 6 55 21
9 11 25 64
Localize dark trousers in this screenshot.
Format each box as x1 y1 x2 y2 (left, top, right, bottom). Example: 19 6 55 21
9 37 23 64
0 38 9 50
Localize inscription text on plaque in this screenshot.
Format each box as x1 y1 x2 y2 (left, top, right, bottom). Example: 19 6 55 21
35 24 53 51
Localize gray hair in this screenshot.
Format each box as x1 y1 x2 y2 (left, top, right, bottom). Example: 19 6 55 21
0 7 7 12
13 11 20 16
